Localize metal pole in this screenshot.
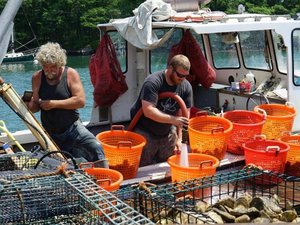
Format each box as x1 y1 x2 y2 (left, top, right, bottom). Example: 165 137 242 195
0 0 23 63
0 0 23 42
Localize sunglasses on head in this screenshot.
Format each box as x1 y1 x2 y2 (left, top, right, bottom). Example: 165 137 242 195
172 66 189 78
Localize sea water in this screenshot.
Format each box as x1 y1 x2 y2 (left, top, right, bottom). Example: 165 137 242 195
0 56 94 133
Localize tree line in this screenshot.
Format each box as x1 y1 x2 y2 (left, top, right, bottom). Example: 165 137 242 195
0 0 298 53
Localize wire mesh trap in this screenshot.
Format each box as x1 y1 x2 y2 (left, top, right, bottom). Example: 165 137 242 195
0 173 154 225
0 151 76 180
115 168 300 224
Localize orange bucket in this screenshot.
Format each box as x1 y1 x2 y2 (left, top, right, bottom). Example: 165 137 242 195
254 103 296 140
96 125 146 180
243 135 289 176
188 112 233 160
167 153 219 183
80 162 123 192
279 133 300 177
223 110 265 155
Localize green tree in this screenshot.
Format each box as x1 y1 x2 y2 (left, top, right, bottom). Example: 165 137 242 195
0 0 298 53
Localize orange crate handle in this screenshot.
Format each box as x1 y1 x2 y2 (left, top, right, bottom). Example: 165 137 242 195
265 146 280 156
281 130 292 137
199 160 213 168
111 125 125 131
285 101 294 108
79 161 94 169
96 178 112 187
211 127 224 134
255 108 267 119
195 111 208 117
253 134 266 140
117 141 132 149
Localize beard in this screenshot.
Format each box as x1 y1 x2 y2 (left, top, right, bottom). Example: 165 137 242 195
45 72 57 80
170 73 181 85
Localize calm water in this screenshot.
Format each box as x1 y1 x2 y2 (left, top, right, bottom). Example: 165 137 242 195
0 56 94 132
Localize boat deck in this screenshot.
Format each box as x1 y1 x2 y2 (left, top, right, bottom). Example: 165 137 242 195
122 152 245 186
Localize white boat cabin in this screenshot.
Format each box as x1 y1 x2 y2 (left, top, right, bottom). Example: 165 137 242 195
89 10 300 132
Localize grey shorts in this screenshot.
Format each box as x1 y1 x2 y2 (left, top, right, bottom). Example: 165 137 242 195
133 126 177 167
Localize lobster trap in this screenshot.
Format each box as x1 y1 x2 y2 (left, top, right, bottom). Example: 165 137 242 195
115 168 300 224
0 151 74 180
0 173 155 224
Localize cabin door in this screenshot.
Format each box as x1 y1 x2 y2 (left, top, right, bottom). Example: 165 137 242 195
289 29 300 131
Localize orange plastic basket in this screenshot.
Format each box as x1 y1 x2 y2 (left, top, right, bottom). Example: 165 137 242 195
167 153 219 183
80 162 123 192
243 135 289 174
223 110 265 155
96 125 146 180
254 103 296 140
188 113 233 160
280 133 300 177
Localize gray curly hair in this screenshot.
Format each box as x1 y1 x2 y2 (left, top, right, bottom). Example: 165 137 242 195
36 42 67 67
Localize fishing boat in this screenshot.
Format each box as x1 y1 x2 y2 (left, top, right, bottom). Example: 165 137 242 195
2 1 300 224
1 0 300 181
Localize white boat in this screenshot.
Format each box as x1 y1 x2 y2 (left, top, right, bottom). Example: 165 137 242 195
1 0 300 182
1 9 38 63
2 1 300 224
3 48 36 63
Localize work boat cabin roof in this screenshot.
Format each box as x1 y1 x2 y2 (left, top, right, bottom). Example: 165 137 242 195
93 12 300 133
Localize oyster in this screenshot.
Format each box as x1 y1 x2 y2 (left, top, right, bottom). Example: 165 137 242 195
212 207 236 223
234 193 252 208
213 196 235 209
252 217 271 223
280 210 298 222
235 214 251 223
195 199 210 213
205 211 224 224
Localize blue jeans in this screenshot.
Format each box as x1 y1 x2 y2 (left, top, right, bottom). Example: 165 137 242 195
50 120 105 163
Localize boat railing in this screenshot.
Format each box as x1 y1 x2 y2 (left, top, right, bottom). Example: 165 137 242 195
22 47 38 55
221 14 291 23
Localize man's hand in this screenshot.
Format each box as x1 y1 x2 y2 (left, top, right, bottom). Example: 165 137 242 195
175 139 182 151
39 100 54 110
173 116 189 128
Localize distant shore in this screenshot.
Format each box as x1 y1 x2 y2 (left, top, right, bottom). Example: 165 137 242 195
67 46 95 56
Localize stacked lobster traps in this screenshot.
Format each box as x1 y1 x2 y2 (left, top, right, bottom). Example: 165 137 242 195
0 152 154 225
115 168 300 224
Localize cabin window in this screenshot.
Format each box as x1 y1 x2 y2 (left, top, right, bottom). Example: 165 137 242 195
107 31 127 72
292 29 300 85
272 31 287 74
150 28 183 73
240 31 272 71
190 30 205 57
150 29 205 73
209 33 239 68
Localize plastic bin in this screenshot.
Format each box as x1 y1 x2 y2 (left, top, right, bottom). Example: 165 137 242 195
223 110 265 155
96 125 146 179
167 153 219 183
188 113 233 160
243 135 289 183
80 162 123 192
254 102 296 140
279 133 300 177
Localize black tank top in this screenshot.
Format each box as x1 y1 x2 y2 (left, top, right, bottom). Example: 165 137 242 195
39 66 79 134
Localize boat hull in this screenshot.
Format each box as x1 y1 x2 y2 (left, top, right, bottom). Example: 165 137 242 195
2 53 34 63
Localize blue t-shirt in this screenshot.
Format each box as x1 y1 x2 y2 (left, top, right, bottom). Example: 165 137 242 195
130 71 192 137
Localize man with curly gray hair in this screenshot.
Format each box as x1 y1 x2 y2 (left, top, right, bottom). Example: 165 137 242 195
26 42 107 167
